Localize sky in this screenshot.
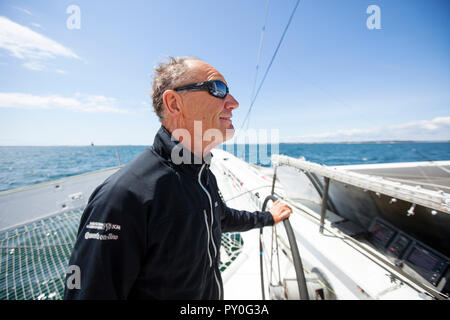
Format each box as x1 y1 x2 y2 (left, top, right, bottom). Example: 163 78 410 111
0 0 449 145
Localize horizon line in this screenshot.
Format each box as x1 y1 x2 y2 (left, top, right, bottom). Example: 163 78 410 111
1 139 450 147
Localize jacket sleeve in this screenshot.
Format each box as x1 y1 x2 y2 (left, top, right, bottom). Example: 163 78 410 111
208 169 274 233
220 204 274 233
63 181 147 300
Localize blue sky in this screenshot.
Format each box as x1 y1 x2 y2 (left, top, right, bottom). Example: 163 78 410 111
0 0 449 145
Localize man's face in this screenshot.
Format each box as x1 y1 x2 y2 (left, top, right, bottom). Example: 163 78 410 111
178 60 239 145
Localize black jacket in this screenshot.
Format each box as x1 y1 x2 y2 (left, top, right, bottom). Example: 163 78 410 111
64 125 274 300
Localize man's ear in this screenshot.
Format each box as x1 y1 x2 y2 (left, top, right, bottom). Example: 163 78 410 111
162 90 183 117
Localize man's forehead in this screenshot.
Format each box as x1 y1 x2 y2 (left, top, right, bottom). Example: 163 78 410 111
186 60 226 84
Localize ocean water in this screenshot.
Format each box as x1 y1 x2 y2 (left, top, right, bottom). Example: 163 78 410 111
0 142 449 192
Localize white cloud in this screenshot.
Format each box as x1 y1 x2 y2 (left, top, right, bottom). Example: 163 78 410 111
22 61 45 71
30 22 43 29
11 6 32 16
0 16 79 71
0 92 129 114
283 117 450 142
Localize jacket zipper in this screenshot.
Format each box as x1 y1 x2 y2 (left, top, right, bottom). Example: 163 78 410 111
203 209 212 267
198 163 222 300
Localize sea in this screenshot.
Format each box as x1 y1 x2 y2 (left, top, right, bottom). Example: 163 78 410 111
0 142 449 192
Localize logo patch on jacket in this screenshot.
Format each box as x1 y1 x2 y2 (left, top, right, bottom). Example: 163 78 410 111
84 221 121 241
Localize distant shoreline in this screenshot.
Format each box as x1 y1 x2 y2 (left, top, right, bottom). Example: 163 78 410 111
1 140 450 147
277 140 450 145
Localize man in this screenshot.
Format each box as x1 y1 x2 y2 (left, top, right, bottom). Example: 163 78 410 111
64 56 292 299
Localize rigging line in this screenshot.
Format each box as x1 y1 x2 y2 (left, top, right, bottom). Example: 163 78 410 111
275 233 337 294
275 192 448 299
410 148 440 191
384 177 450 193
249 0 271 111
240 0 302 131
237 0 271 160
223 185 273 202
412 148 450 175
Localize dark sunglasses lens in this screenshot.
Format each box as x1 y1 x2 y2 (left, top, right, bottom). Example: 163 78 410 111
211 81 228 98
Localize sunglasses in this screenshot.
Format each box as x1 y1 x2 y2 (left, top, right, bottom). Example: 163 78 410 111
173 80 229 99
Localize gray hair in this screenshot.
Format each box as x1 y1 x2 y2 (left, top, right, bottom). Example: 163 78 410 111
150 56 201 121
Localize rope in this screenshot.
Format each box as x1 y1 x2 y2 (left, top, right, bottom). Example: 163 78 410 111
246 0 271 131
412 148 450 175
223 185 273 202
240 0 301 131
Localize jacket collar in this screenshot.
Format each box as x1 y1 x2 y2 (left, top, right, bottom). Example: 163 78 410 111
152 125 212 178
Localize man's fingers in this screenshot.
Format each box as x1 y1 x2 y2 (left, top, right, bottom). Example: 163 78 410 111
269 200 293 224
276 207 292 223
277 203 291 213
274 200 287 209
281 208 292 219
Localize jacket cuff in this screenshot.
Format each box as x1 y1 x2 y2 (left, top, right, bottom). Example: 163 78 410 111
262 210 275 226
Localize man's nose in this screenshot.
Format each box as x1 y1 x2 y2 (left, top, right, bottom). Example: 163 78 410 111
225 94 239 110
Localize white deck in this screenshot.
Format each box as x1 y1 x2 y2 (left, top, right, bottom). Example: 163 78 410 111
0 148 445 300
211 149 437 300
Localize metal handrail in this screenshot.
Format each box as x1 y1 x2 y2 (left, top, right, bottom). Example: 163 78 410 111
272 154 450 214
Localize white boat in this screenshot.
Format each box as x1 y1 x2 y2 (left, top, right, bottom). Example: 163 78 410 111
0 148 449 300
213 149 450 300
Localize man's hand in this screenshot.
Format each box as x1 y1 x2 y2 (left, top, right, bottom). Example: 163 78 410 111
269 200 293 224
